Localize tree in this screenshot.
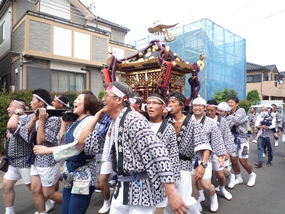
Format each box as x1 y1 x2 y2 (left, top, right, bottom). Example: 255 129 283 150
211 88 238 103
239 99 252 113
246 90 260 103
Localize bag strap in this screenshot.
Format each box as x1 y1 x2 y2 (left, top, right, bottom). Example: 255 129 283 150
177 114 192 145
5 130 10 157
157 118 168 135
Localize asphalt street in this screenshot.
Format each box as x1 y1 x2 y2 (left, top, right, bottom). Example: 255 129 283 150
1 137 285 214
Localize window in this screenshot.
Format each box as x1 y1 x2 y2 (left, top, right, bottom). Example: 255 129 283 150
263 73 269 81
0 21 5 44
52 70 85 92
247 74 261 83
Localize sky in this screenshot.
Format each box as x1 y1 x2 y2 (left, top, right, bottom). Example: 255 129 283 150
82 0 285 71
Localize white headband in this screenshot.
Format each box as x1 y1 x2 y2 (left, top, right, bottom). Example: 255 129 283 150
147 96 165 104
193 97 206 106
217 102 230 112
207 104 218 108
106 85 129 103
33 94 51 108
168 96 184 106
13 100 28 110
55 95 69 108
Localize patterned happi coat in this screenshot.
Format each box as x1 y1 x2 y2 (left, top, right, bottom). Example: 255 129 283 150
85 108 174 206
5 115 33 168
216 115 236 154
155 119 181 182
192 115 227 158
230 107 249 144
174 114 197 172
19 114 60 167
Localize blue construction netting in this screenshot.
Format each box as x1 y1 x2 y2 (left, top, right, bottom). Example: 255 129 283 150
129 18 246 101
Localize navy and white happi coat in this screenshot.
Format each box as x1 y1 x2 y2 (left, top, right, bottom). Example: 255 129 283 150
230 107 249 144
5 115 33 168
174 114 197 172
193 115 227 158
155 120 181 182
19 114 60 167
216 116 236 154
85 108 174 206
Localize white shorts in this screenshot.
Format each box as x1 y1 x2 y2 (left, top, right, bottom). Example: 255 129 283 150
110 181 155 214
4 165 31 184
100 161 113 175
212 155 223 172
164 171 199 214
224 159 230 167
230 143 249 159
156 196 168 208
191 160 213 179
30 163 60 187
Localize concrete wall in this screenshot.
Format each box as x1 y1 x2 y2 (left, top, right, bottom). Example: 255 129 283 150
12 21 25 52
88 66 103 96
29 20 50 53
111 28 124 43
15 0 34 23
92 36 107 62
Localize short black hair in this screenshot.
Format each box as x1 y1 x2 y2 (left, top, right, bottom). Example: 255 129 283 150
168 91 186 106
207 99 218 106
271 104 277 108
148 92 165 104
227 96 239 104
32 88 51 108
57 94 69 107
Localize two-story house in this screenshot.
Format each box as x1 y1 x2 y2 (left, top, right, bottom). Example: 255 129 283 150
246 62 285 102
0 0 136 95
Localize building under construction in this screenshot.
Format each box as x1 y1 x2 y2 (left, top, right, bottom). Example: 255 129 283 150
131 18 246 101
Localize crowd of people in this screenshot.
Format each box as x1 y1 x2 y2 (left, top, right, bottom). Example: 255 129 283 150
5 82 285 214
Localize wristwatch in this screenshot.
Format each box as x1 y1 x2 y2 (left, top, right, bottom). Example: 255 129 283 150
200 162 208 168
14 110 21 116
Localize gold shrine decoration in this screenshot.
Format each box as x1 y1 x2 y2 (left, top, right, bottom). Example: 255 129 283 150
126 69 186 102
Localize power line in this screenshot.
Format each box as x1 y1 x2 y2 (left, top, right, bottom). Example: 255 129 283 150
239 8 285 29
222 0 252 24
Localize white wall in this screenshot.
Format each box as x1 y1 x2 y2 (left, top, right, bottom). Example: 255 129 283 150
40 0 70 20
0 6 12 57
74 31 90 60
53 26 72 57
112 47 124 59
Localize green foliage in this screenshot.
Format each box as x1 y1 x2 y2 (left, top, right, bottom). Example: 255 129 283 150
239 99 252 113
10 89 33 109
211 88 238 103
246 90 260 102
0 94 11 153
98 90 105 102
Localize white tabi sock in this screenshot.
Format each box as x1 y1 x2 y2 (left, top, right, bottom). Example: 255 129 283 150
5 206 15 214
236 174 243 181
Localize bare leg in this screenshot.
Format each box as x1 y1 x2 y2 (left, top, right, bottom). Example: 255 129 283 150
2 179 18 207
31 175 45 213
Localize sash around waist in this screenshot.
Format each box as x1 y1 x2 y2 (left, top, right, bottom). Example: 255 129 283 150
117 172 148 182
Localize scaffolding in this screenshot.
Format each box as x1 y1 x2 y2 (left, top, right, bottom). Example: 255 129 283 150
130 18 246 101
